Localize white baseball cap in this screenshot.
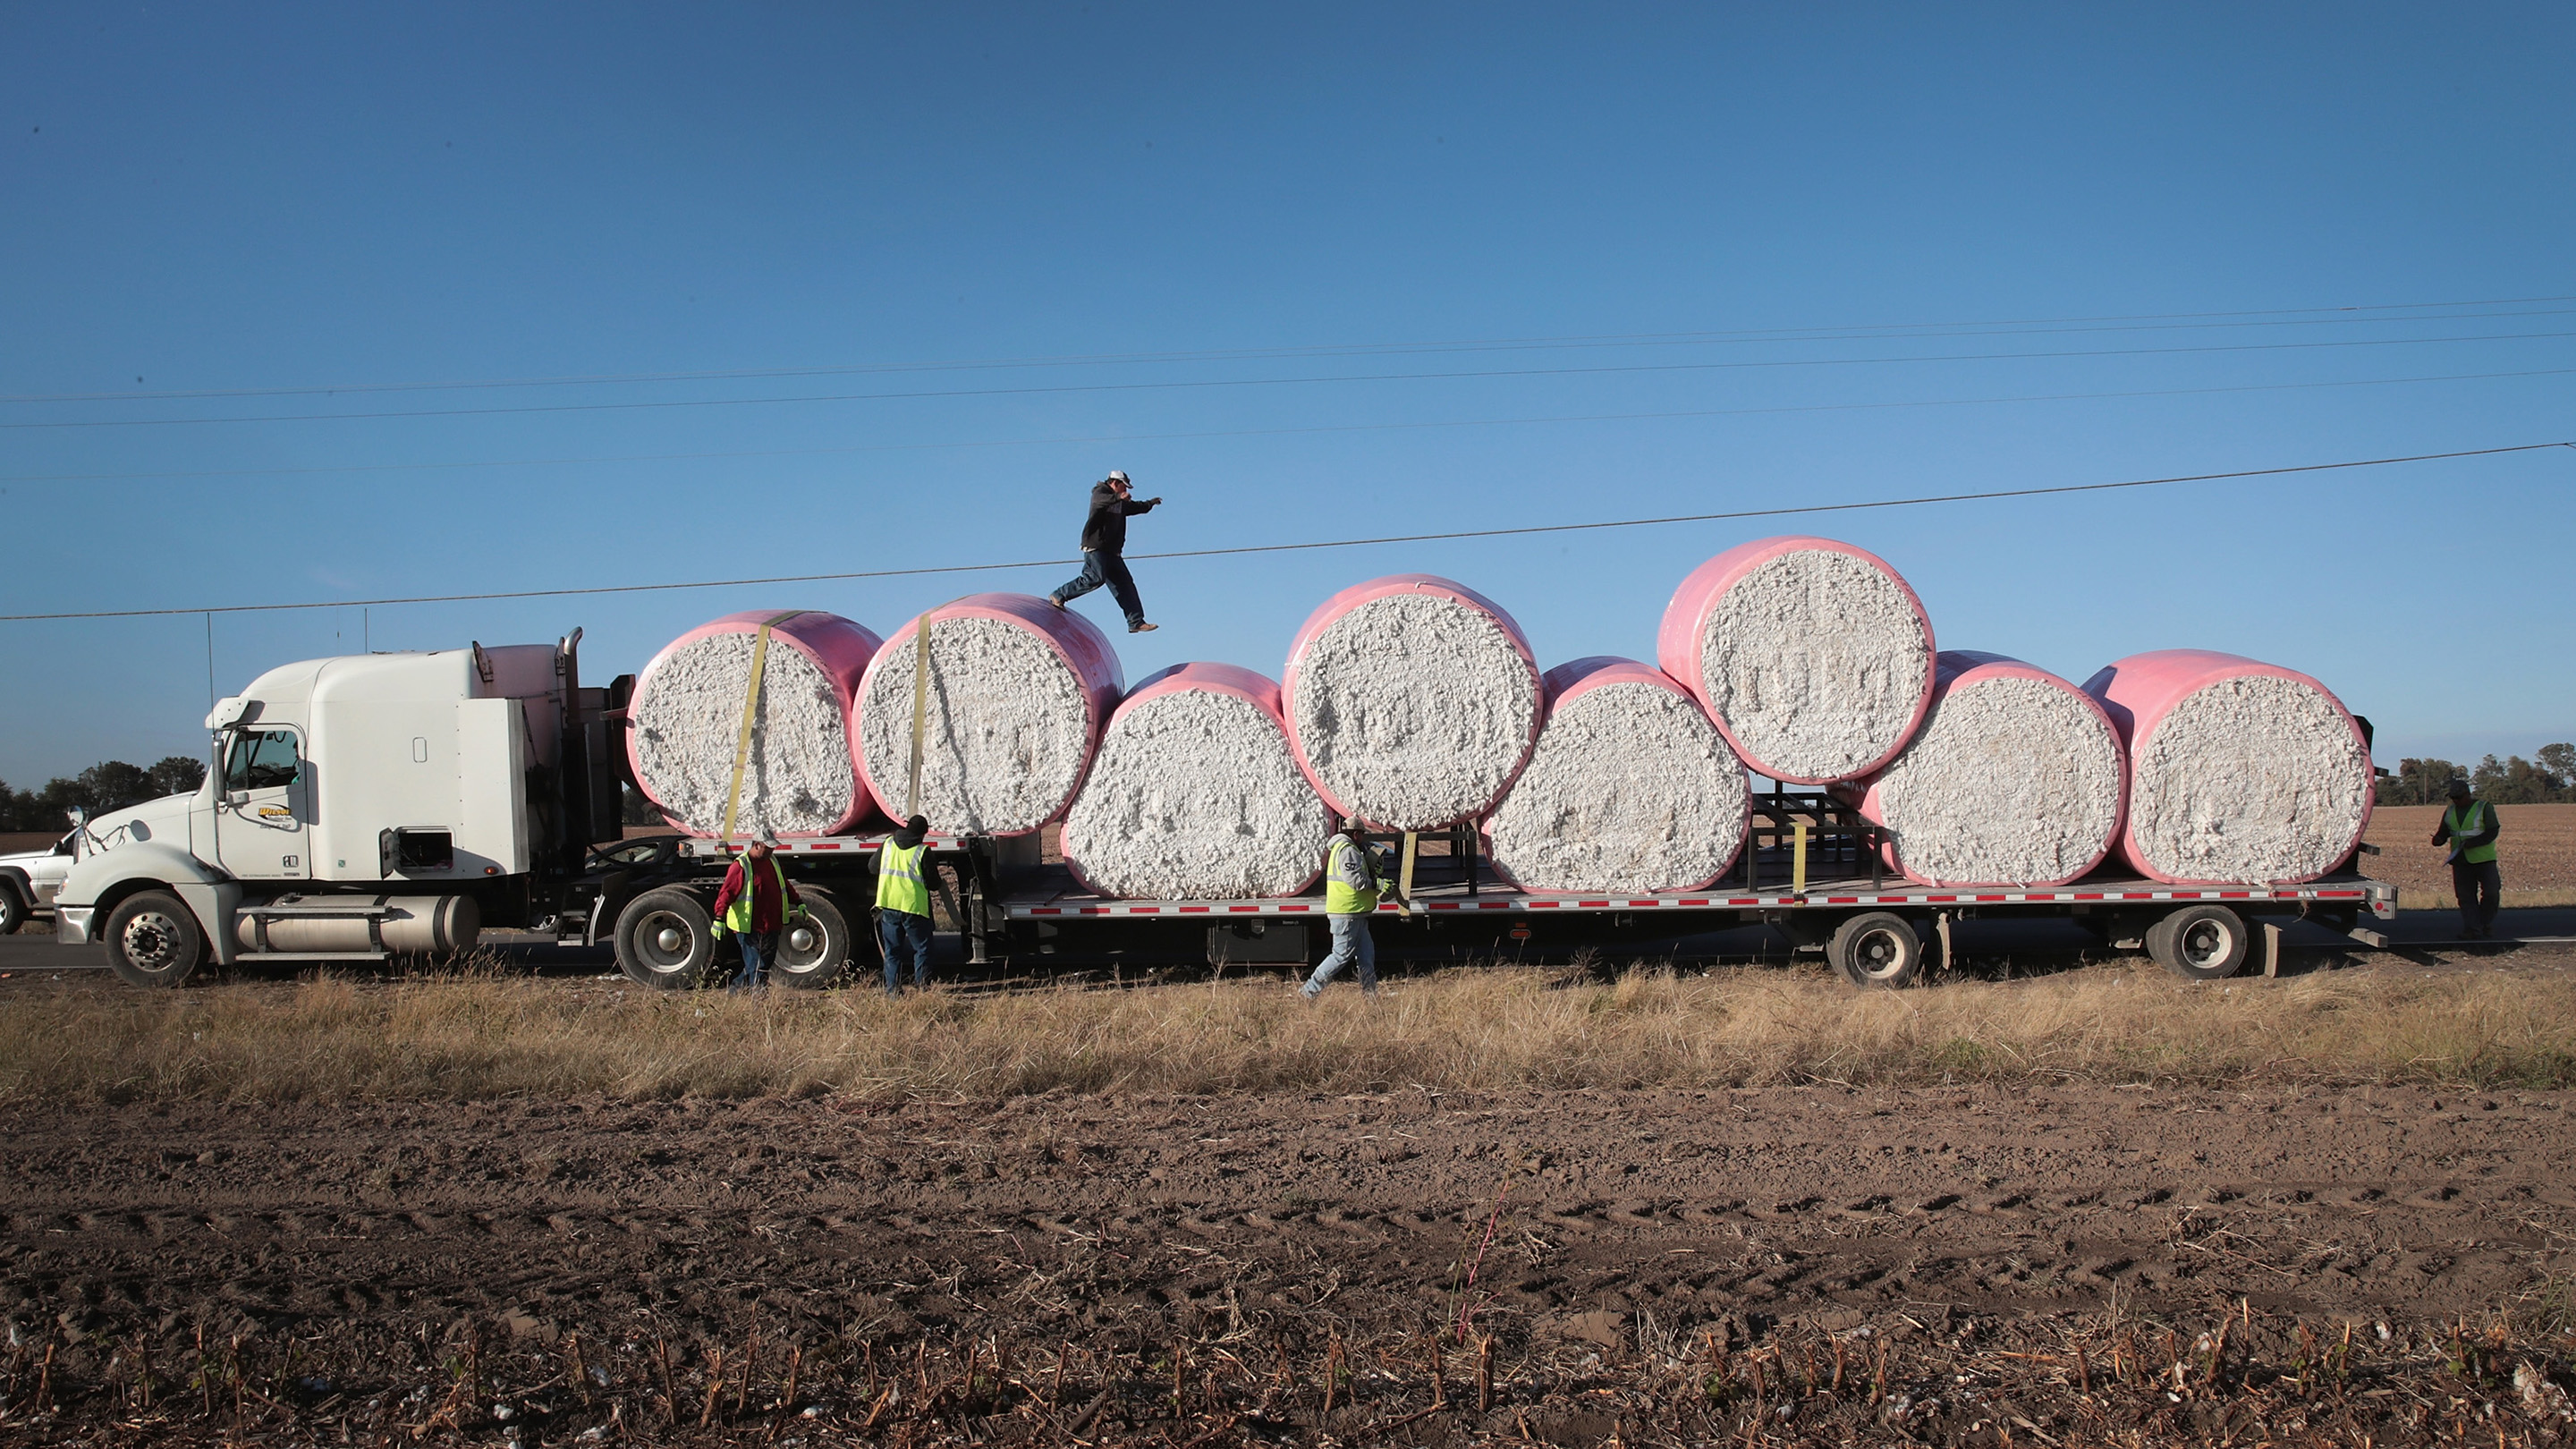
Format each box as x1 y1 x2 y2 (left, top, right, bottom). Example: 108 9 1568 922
1106 470 1130 484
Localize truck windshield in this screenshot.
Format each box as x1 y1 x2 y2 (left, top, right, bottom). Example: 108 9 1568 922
223 730 302 791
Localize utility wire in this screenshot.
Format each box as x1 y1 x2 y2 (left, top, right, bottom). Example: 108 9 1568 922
4 442 2563 624
6 328 2572 431
4 364 2569 487
8 292 2569 404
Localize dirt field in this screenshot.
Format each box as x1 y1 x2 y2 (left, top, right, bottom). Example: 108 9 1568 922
2367 803 2576 909
8 958 2576 1444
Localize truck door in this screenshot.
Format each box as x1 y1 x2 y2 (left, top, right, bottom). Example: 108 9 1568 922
216 727 314 880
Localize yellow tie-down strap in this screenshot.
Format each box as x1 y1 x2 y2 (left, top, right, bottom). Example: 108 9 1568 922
717 612 804 845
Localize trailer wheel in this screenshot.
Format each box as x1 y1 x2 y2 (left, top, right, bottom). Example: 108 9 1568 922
0 882 25 936
2148 903 2247 981
1829 911 1924 989
773 888 854 990
614 887 716 989
104 889 206 987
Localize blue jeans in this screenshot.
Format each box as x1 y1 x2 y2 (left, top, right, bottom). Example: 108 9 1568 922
879 910 934 993
1052 550 1146 630
728 931 775 992
1303 914 1377 996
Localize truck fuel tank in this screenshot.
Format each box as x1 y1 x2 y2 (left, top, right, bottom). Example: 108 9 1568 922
235 894 480 956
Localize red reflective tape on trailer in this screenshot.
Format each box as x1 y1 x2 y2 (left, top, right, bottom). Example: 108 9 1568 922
1974 894 2005 902
1578 900 1612 908
1229 905 1260 913
1529 900 1562 909
1678 899 1711 907
1727 898 1759 907
1281 904 1311 912
2072 893 2104 901
2316 890 2363 899
1179 906 1209 914
1030 908 1062 916
1131 907 1162 915
1824 896 1859 904
2219 891 2250 899
1627 899 1659 908
1925 894 1957 902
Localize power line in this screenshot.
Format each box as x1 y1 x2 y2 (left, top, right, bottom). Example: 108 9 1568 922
6 364 2572 487
4 442 2563 624
8 292 2568 405
6 327 2572 432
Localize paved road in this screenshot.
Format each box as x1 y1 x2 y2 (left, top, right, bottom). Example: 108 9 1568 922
6 905 2571 982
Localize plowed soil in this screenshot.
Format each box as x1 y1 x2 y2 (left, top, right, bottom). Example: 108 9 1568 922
7 1067 2576 1443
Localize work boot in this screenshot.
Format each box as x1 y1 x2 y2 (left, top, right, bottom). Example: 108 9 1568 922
1044 595 1064 611
1130 622 1157 633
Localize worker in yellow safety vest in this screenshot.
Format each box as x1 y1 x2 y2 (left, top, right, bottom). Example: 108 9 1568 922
710 831 803 992
1301 815 1390 999
876 814 936 994
2430 776 2503 939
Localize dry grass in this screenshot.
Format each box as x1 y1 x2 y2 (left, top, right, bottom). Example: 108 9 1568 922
4 956 2574 1104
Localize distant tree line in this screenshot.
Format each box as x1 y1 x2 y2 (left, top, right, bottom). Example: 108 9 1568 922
2377 744 2576 806
0 757 208 833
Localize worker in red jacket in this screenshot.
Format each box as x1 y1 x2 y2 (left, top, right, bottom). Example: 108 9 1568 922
710 831 803 992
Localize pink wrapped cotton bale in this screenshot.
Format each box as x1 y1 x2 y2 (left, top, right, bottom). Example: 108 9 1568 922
1282 574 1543 832
1846 651 2125 887
626 610 883 837
853 593 1123 837
1483 657 1749 894
1059 663 1334 899
2083 649 2374 885
1657 536 1936 784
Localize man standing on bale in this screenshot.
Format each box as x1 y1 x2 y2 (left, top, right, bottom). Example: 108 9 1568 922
877 814 936 994
710 831 801 993
1046 470 1162 633
1303 815 1392 999
2432 776 2503 939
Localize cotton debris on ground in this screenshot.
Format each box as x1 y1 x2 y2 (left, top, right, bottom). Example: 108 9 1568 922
1658 536 1934 784
853 595 1123 837
1283 575 1542 832
625 610 881 836
1483 657 1748 894
2088 649 2375 885
1850 650 2124 887
1058 663 1332 899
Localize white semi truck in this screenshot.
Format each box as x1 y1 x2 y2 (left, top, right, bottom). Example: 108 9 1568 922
59 633 2398 991
56 633 633 985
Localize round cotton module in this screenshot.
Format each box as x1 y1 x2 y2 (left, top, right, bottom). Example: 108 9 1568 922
853 593 1124 837
1483 657 1748 894
1281 574 1543 832
1657 536 1936 784
2084 649 2374 886
626 610 883 837
1059 663 1334 899
1849 650 2125 887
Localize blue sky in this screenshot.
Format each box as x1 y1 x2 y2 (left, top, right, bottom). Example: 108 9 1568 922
2 3 2570 786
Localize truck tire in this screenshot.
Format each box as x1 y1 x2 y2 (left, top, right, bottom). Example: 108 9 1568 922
1829 911 1924 989
2148 903 2247 981
614 887 717 989
773 887 854 990
0 883 24 936
103 890 206 987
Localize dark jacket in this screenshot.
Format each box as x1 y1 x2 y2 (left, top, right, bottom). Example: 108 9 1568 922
2431 798 2501 861
1079 483 1157 554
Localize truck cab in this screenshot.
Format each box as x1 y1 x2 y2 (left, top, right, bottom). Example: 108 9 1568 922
57 632 623 986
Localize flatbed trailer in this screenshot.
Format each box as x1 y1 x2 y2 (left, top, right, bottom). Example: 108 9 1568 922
662 815 2397 990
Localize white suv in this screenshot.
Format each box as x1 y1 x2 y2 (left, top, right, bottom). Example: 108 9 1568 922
0 831 77 935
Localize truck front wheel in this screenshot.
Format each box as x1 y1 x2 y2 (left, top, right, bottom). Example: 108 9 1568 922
104 890 206 987
0 883 25 936
614 887 716 989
